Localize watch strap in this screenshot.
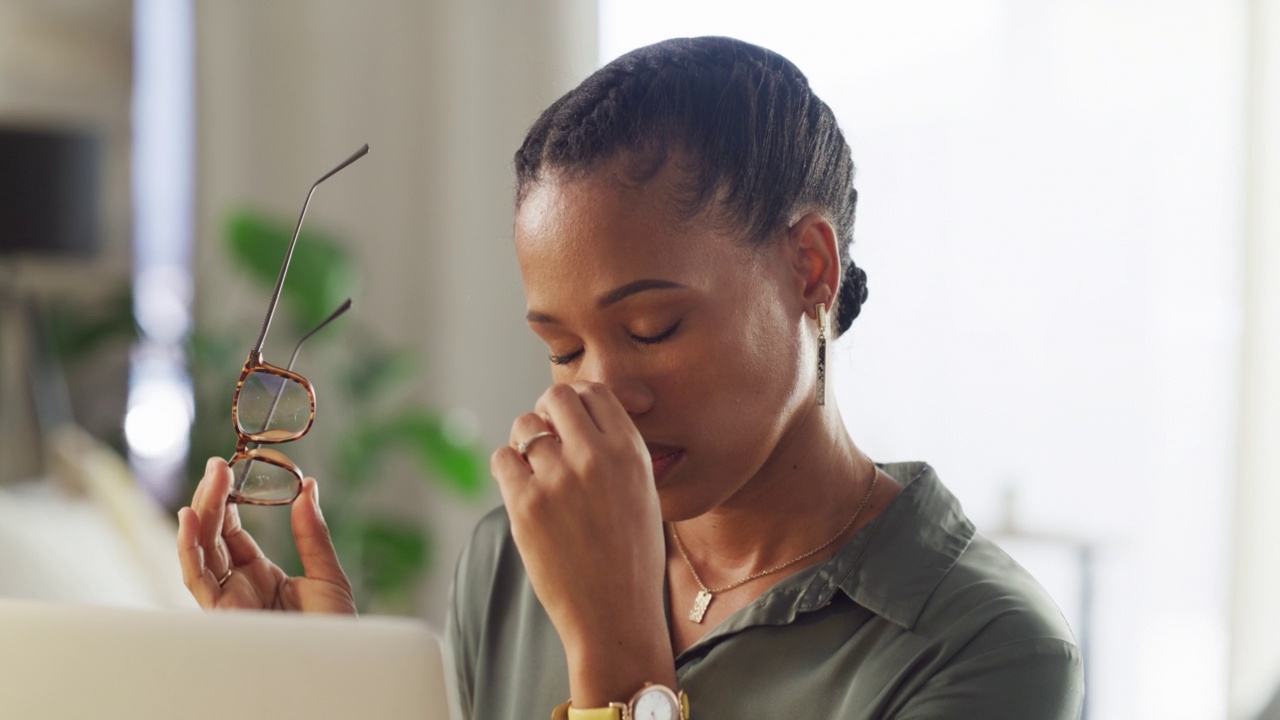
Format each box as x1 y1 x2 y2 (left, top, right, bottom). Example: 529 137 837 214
551 699 626 720
568 705 626 720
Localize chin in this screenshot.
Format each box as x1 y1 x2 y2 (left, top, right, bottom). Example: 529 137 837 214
656 479 727 523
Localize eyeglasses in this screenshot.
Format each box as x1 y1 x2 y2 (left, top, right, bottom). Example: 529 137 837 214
227 144 368 506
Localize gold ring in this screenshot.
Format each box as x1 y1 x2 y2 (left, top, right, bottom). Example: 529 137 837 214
517 431 558 460
217 567 234 587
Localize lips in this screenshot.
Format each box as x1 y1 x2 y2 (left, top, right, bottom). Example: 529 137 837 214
646 442 684 485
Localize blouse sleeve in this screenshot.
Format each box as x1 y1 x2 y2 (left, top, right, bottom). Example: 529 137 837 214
890 636 1084 720
444 538 476 720
444 506 510 720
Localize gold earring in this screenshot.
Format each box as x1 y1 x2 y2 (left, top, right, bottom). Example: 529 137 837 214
816 303 828 406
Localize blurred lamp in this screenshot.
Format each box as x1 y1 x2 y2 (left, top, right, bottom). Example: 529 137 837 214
0 127 101 257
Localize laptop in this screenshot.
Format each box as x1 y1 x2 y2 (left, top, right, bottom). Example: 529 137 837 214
0 598 451 720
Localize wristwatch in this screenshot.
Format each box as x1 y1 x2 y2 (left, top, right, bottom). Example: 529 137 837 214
552 683 690 720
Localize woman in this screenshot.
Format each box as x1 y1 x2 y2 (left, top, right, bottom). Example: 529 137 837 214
178 36 1083 719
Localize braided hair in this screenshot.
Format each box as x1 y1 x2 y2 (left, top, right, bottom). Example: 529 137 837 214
514 36 868 334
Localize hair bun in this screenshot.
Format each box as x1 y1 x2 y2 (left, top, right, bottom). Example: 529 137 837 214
835 262 868 335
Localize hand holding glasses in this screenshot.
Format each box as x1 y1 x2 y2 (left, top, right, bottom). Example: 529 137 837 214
177 145 367 613
228 144 369 506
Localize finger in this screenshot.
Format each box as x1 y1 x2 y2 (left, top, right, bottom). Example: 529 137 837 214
509 412 563 468
221 501 267 567
191 457 221 523
534 383 602 443
176 507 220 608
508 410 554 447
190 457 213 514
571 382 638 439
290 478 350 589
491 445 533 507
195 458 232 575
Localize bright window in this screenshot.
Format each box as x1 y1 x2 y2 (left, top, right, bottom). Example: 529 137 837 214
130 0 196 505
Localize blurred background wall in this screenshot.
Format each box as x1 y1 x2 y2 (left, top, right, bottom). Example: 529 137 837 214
0 0 132 480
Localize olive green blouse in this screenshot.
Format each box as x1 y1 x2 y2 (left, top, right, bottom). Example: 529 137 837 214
446 462 1084 719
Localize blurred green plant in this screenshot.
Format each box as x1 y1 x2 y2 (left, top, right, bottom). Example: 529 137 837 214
39 208 483 613
41 283 138 458
182 208 486 614
45 285 137 363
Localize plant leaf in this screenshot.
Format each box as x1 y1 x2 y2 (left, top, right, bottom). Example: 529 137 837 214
225 209 355 333
384 409 486 497
334 423 389 488
335 410 486 496
342 345 417 404
43 284 137 363
356 518 431 597
186 329 241 373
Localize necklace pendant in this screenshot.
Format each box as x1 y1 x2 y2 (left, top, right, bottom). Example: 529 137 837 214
689 590 713 623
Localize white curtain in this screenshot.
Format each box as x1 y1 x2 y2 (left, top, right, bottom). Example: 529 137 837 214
194 0 596 622
1232 1 1280 717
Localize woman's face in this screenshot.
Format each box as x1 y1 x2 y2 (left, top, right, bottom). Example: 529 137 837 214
514 161 815 519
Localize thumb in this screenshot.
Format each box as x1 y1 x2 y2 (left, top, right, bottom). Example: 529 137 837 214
291 478 350 589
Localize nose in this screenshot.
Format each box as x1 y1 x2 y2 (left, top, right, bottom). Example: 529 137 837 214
576 352 654 418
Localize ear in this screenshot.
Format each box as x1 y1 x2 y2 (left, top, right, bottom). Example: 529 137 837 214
785 212 841 318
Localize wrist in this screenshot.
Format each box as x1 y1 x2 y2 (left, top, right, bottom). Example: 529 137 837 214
566 640 677 709
565 614 675 702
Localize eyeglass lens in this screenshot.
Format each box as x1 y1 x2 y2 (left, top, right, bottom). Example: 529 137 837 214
236 371 310 441
231 450 303 505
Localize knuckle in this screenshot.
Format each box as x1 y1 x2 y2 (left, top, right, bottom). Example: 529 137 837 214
490 447 514 474
514 412 544 430
509 413 542 441
545 383 576 403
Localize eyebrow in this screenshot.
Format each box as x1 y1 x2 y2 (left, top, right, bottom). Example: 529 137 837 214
526 278 687 324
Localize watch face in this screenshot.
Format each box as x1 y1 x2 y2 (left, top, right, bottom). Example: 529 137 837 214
631 686 680 720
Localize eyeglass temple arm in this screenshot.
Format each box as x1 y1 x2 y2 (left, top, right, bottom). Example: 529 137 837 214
284 298 352 372
249 143 369 359
248 298 354 446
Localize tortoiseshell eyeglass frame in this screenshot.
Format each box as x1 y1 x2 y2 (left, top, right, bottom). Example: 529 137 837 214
226 144 368 506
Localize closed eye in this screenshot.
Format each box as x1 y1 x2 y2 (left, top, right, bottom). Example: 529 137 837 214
548 320 681 365
549 348 583 366
632 320 681 345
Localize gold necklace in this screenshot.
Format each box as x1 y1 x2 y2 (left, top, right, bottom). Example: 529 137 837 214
670 467 879 623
